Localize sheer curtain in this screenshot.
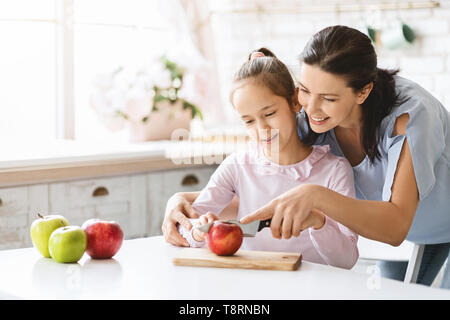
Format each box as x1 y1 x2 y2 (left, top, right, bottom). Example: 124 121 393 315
176 0 225 136
75 0 224 142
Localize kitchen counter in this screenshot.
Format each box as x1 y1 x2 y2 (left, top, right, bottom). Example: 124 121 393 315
0 139 245 187
1 236 449 300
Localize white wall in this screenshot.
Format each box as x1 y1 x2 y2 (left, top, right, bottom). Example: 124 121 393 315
207 0 450 126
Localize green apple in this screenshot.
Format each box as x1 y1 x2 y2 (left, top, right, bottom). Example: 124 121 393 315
30 213 70 258
49 226 87 263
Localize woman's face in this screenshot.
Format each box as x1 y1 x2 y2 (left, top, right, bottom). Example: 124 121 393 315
232 81 300 154
297 63 364 132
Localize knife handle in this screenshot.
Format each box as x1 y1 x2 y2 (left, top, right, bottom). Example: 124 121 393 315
257 219 271 232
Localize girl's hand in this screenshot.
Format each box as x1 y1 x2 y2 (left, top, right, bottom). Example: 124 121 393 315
240 184 325 239
162 192 200 247
192 212 220 242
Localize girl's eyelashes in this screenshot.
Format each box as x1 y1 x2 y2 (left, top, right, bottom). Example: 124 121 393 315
300 88 309 93
324 98 336 102
242 110 276 125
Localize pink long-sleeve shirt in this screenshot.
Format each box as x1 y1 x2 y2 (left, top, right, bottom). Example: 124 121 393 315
179 143 359 269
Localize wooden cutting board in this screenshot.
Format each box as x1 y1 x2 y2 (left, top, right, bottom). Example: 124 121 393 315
173 248 302 271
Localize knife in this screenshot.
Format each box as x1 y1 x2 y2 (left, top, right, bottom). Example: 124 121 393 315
196 219 271 237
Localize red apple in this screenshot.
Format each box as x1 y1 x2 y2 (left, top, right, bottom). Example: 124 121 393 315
207 221 243 256
81 219 124 259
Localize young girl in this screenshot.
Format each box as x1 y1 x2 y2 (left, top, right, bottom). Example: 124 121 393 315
176 48 359 269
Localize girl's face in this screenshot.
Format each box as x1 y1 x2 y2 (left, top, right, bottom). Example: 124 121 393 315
232 81 300 154
297 63 369 132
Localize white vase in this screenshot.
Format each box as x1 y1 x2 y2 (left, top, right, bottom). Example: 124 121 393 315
127 100 192 142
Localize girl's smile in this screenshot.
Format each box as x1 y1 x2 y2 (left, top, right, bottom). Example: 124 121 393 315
232 81 310 165
260 131 279 144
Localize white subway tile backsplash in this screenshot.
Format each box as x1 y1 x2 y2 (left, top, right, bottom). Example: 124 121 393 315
399 56 445 74
410 20 450 36
209 0 450 124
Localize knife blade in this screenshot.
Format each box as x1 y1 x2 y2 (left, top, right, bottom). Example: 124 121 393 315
196 219 271 237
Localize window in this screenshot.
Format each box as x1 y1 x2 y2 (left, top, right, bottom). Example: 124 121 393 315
73 0 179 142
1 0 193 143
0 0 56 142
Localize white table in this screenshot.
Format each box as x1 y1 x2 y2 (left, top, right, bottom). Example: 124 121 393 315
0 236 449 300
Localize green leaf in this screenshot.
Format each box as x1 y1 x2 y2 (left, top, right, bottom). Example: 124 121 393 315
154 94 167 103
182 100 203 120
116 110 128 120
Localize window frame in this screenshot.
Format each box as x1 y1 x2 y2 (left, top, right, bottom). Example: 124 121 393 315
55 0 75 139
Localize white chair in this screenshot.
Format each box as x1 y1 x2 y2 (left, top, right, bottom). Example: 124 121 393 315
404 243 425 284
357 237 423 283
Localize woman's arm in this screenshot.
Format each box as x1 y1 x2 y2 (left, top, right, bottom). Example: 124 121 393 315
242 116 420 246
306 158 360 269
315 135 419 245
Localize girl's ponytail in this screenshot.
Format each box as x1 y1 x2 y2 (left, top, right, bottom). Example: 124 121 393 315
232 48 297 108
247 47 278 61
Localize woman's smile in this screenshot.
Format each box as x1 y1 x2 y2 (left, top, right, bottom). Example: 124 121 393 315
309 115 330 126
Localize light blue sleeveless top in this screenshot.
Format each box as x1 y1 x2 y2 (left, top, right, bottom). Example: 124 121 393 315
297 76 450 244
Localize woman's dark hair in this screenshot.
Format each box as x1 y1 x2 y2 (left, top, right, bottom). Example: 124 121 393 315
230 47 297 108
300 25 400 163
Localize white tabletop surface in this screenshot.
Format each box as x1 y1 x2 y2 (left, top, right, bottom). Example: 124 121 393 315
0 236 448 300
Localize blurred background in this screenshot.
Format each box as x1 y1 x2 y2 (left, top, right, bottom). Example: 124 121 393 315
1 2 449 286
1 0 449 144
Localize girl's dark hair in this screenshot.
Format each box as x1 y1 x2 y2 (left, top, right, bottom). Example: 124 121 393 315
230 47 297 108
300 25 401 163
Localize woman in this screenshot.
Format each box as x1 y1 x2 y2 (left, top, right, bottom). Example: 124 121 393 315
162 26 450 288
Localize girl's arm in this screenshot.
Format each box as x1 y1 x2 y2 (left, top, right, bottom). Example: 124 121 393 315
175 154 239 247
162 191 201 247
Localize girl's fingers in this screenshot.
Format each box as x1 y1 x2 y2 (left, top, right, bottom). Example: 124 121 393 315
174 210 193 231
166 223 189 247
192 229 206 242
185 203 200 219
199 215 208 225
205 212 219 222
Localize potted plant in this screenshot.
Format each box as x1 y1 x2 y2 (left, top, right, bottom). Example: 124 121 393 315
90 56 203 142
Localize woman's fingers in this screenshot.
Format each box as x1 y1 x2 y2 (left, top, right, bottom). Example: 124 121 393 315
281 212 294 239
291 215 303 237
270 206 284 239
240 202 275 224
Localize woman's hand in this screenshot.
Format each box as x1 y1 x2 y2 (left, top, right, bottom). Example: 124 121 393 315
162 192 200 247
240 184 325 239
192 212 220 242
